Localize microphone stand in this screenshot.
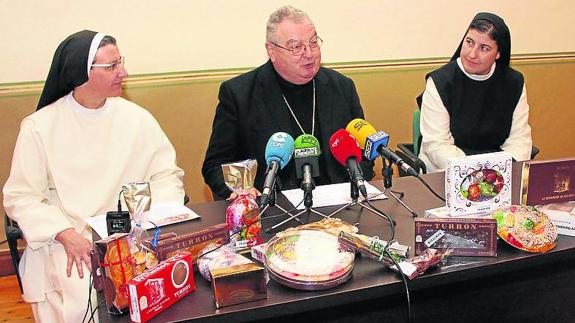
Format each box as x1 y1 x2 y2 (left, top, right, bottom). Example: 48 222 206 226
326 179 391 223
260 178 303 224
267 176 328 232
382 158 418 218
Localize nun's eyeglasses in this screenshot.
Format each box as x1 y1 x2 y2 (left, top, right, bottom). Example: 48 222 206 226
91 57 125 72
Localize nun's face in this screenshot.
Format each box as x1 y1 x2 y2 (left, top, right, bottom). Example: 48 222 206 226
460 28 500 75
85 44 127 98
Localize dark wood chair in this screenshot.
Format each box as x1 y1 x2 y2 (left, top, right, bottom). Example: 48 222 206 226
4 213 23 292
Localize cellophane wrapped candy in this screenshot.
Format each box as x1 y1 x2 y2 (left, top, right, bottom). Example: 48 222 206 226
226 193 263 249
123 182 156 274
197 244 253 281
221 160 263 250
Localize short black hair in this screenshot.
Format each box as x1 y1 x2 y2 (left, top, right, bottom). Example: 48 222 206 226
469 19 498 42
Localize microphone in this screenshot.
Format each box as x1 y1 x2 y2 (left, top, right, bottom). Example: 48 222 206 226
294 134 321 203
346 119 419 177
329 129 368 197
260 132 295 208
294 134 321 178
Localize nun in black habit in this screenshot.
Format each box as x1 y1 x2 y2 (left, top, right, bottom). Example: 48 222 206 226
418 12 532 172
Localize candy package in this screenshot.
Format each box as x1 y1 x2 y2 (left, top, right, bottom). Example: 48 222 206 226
123 182 157 275
338 231 410 264
222 160 263 249
196 244 253 281
390 248 451 280
94 233 136 315
492 205 557 253
126 252 196 323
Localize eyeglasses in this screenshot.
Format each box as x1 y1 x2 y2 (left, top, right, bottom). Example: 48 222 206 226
91 56 125 72
270 36 323 56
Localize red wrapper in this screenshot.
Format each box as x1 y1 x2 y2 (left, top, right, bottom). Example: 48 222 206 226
392 248 450 280
127 252 196 322
226 193 263 249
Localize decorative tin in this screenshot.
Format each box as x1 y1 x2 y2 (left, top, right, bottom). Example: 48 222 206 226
445 152 512 216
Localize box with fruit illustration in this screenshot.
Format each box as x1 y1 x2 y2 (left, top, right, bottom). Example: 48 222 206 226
445 152 512 216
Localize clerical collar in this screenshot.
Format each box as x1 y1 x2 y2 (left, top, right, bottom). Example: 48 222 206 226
274 70 316 136
275 71 314 90
456 57 496 81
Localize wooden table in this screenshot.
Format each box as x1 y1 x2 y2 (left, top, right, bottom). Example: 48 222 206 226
98 168 575 323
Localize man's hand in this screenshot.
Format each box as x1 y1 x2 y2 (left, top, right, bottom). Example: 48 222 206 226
227 187 261 202
55 228 93 278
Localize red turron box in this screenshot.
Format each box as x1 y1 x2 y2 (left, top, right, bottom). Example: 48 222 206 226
520 158 575 206
414 217 497 257
127 252 195 323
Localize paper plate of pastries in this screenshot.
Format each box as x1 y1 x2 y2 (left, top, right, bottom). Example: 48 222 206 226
264 228 355 290
492 205 558 253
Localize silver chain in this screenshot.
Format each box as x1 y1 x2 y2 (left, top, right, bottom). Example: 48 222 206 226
281 79 315 136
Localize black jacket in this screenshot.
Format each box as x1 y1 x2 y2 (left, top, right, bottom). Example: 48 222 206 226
202 60 374 199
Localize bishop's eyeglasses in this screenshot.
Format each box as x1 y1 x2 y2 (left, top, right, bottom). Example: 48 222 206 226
270 36 323 56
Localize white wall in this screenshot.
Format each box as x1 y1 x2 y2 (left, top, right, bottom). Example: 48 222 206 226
1 0 574 83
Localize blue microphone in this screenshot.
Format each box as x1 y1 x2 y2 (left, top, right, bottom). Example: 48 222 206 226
346 119 389 161
260 132 295 207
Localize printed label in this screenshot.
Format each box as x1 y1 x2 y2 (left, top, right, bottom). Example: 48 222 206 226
424 229 445 247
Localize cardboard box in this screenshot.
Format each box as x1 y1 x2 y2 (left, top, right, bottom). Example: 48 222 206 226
90 249 104 292
521 158 575 206
250 242 268 264
94 233 136 315
210 263 267 308
415 217 498 257
424 206 490 218
154 223 229 262
445 152 512 216
127 252 196 323
538 201 575 236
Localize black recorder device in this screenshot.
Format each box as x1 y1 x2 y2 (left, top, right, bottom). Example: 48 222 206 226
106 210 131 235
107 191 131 235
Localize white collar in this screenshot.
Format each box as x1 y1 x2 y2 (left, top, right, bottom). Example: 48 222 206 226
456 57 496 81
67 91 110 116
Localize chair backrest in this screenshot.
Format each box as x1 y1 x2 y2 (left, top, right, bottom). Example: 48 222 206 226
4 214 23 291
412 109 422 156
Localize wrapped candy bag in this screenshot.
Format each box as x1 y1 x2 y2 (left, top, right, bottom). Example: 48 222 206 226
222 160 263 250
390 248 451 280
338 231 409 264
196 244 253 281
122 182 156 274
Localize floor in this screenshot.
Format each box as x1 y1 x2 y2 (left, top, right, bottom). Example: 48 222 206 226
0 275 33 322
